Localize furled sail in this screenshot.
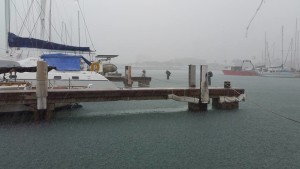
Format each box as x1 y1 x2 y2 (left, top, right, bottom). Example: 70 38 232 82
8 33 90 52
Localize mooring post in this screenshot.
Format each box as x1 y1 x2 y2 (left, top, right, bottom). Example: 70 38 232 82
45 104 55 121
188 65 208 112
188 65 196 88
212 81 239 110
124 66 132 87
36 61 48 120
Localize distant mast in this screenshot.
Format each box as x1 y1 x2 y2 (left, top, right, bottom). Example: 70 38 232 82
282 26 284 69
78 10 81 48
295 18 298 69
49 0 52 42
5 0 10 54
264 32 267 66
40 0 47 41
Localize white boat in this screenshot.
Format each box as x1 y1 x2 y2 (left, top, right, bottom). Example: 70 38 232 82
0 0 118 113
258 65 300 78
258 26 300 78
2 0 117 90
15 56 117 90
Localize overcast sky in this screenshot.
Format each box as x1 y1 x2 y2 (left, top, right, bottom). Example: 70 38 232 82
1 0 300 65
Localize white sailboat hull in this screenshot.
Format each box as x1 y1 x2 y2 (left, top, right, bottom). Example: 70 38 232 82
16 70 118 90
259 71 300 78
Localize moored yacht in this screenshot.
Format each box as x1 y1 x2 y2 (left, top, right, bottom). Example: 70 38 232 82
257 66 300 78
16 54 117 90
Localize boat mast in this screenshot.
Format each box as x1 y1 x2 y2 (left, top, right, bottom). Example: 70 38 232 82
5 0 11 54
282 26 284 69
40 0 47 41
295 18 298 69
49 0 52 42
265 32 267 66
78 10 81 48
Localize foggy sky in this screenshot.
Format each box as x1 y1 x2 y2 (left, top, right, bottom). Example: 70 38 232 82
1 0 300 65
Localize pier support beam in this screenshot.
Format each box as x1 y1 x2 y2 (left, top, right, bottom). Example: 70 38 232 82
212 98 239 110
138 78 150 87
45 104 55 121
188 102 208 111
212 81 239 110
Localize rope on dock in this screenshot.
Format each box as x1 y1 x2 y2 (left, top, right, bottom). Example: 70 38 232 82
168 94 199 104
219 94 246 103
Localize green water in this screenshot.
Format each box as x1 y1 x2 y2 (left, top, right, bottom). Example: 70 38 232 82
1 69 300 169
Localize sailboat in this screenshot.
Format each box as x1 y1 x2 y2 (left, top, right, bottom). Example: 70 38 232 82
1 0 117 89
258 26 300 78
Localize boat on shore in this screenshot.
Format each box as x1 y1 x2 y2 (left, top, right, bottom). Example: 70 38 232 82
222 60 259 76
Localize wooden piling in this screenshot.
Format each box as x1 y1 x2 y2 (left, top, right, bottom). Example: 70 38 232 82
45 104 55 121
124 66 132 87
35 61 48 120
188 65 196 88
212 81 240 110
138 78 150 87
188 65 209 112
212 98 239 110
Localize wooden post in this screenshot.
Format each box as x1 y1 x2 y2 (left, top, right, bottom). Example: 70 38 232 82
138 79 150 87
188 65 196 88
124 66 132 87
212 81 239 110
200 65 209 103
188 65 208 112
36 61 48 120
45 104 55 121
212 98 239 110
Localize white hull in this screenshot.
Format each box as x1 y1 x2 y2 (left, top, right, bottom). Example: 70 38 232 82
259 71 300 78
16 70 118 90
0 58 20 67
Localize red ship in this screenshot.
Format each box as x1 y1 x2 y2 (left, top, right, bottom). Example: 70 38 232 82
222 60 258 76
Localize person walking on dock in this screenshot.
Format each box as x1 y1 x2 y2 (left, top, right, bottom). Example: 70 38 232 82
166 70 171 80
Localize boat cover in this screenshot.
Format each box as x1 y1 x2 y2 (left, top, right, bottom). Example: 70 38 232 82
41 53 87 71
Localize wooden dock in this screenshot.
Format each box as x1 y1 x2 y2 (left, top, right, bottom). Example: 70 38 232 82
106 66 151 87
0 87 244 120
106 76 151 87
0 87 244 104
0 64 246 120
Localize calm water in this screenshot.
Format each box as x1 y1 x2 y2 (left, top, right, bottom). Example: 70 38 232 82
1 68 300 169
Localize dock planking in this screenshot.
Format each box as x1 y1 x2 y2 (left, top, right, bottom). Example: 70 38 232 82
0 87 244 105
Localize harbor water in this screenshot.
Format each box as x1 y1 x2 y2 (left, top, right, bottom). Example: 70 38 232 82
1 68 300 169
